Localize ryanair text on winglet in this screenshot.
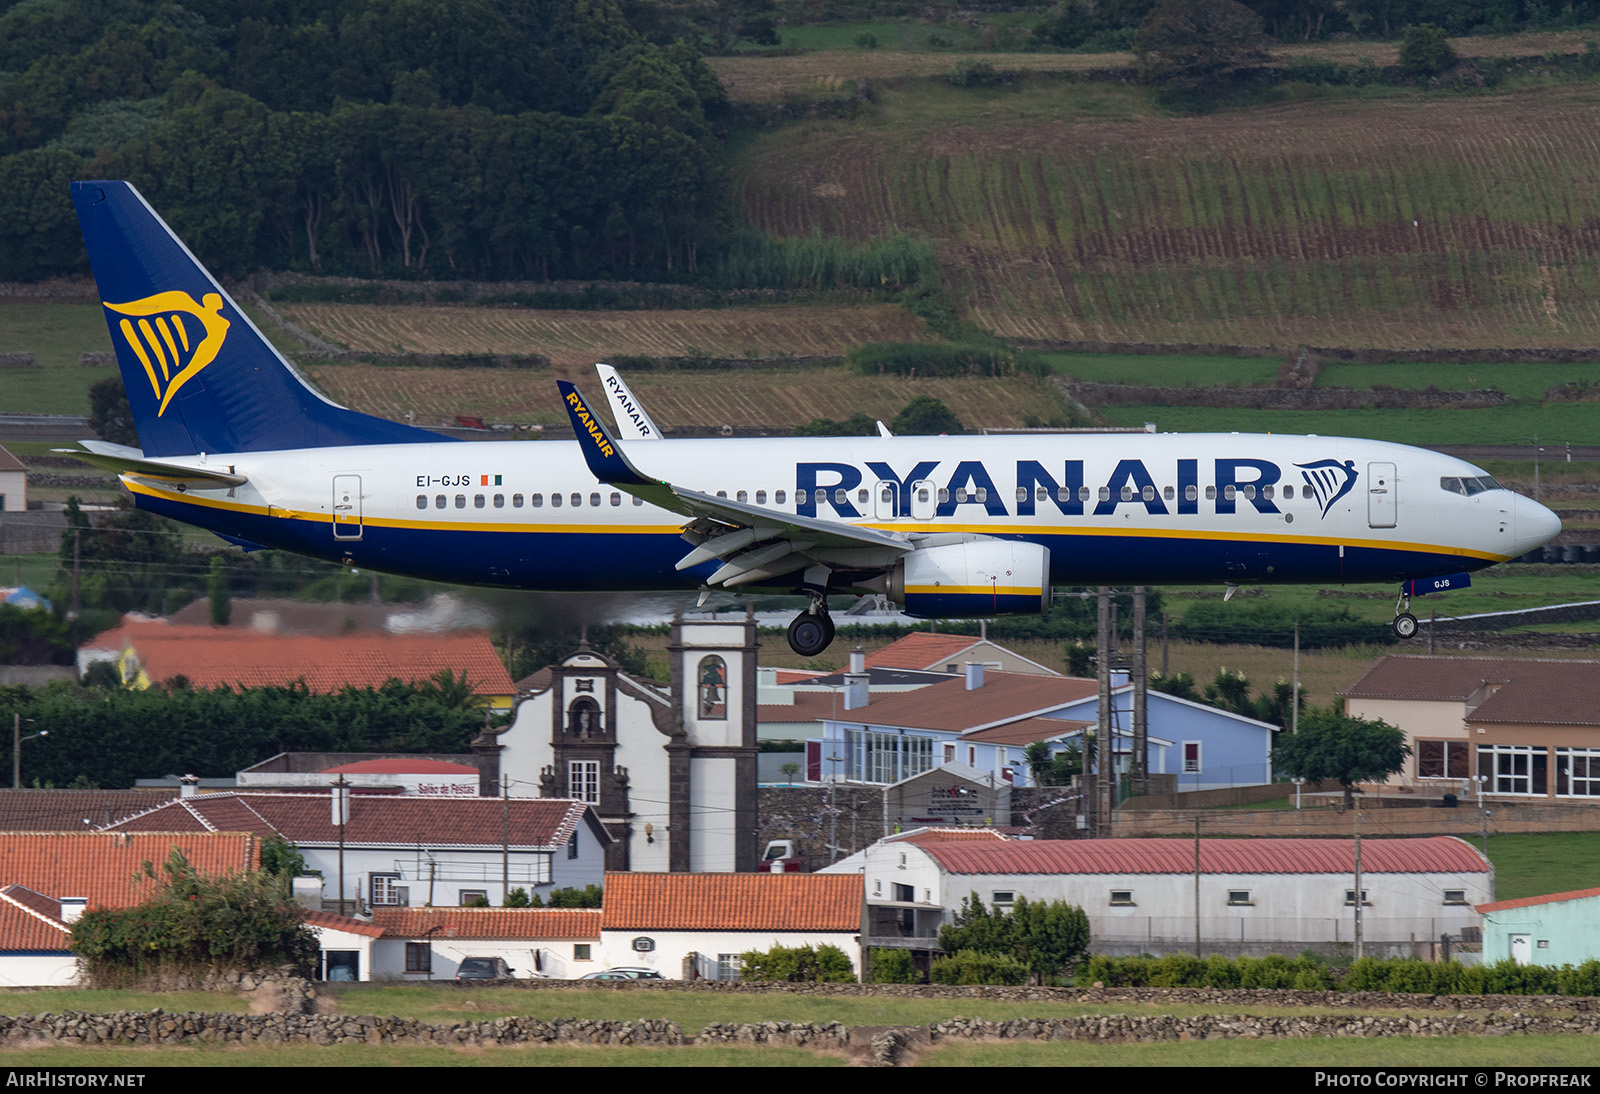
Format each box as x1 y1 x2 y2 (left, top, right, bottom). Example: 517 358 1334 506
566 391 615 458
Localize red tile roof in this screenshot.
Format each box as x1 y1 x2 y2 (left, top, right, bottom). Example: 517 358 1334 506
601 872 862 932
0 832 260 908
302 909 386 938
917 837 1488 876
0 887 71 951
0 790 180 832
372 907 601 940
1475 887 1600 915
864 633 984 671
758 693 842 726
959 716 1094 745
827 672 1100 733
85 621 514 696
105 792 601 850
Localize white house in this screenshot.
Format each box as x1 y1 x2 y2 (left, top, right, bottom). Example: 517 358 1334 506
366 907 603 981
598 871 865 981
104 791 610 911
825 835 1491 959
487 617 761 873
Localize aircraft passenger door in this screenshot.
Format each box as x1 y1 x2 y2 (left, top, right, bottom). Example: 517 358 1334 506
874 480 898 520
1367 462 1396 529
909 480 937 521
332 474 363 540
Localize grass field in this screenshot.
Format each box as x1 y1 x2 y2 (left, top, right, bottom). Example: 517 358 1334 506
1485 832 1600 901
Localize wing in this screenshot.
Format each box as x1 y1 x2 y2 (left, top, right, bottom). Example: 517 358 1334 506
558 380 911 588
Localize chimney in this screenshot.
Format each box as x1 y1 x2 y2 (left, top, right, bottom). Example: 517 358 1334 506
965 662 984 690
178 774 200 799
843 647 868 711
59 897 86 924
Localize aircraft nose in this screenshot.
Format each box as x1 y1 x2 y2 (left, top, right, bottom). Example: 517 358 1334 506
1511 493 1562 558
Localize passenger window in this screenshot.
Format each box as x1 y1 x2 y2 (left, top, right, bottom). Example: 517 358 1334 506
455 494 466 508
1120 486 1133 502
514 494 525 507
551 493 562 508
755 491 766 504
474 494 485 508
415 495 427 510
920 488 931 502
717 490 727 498
1283 485 1294 499
1141 485 1154 501
775 490 786 505
632 497 643 506
737 490 748 503
796 489 808 505
1055 488 1069 502
610 493 621 506
1224 485 1237 500
570 493 581 507
975 487 987 502
955 488 969 502
857 488 869 505
1205 486 1217 500
589 492 600 507
834 488 847 505
1262 485 1274 499
1098 487 1110 502
1163 486 1174 501
1017 488 1028 503
1186 486 1198 501
435 495 446 509
1079 486 1091 502
527 494 539 507
1243 485 1255 499
938 488 949 503
493 494 504 508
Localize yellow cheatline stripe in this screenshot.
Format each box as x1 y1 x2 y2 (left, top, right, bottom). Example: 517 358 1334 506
862 521 1510 563
906 585 1043 597
123 480 680 535
124 482 1509 560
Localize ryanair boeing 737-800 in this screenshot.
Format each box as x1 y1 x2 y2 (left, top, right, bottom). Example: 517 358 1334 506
62 181 1562 656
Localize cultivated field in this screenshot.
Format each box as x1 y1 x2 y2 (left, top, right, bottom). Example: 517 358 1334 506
708 28 1600 102
279 302 933 369
734 83 1600 348
305 361 1061 431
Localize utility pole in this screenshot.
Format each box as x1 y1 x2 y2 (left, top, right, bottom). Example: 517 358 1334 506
1132 587 1148 797
1353 805 1364 962
502 774 511 903
1291 624 1300 738
1095 587 1111 835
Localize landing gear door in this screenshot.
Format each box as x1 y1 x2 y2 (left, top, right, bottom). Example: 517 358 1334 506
909 479 937 521
1367 462 1396 529
333 474 363 540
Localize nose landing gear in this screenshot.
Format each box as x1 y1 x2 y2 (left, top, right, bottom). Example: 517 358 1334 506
787 593 835 656
1393 586 1418 640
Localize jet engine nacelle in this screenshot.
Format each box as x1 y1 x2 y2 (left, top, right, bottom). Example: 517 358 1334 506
882 539 1052 618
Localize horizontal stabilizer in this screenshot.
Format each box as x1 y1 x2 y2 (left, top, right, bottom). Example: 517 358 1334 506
54 444 247 488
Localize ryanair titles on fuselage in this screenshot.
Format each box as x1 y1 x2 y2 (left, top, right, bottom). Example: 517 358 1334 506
789 456 1356 520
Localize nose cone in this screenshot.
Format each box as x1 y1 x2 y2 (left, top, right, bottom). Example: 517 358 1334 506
1511 494 1562 558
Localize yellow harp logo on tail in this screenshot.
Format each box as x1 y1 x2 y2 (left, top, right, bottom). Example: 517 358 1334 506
104 292 230 416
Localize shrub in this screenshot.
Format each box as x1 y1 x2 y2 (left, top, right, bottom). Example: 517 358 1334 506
1399 24 1455 77
740 943 856 983
869 948 921 983
71 849 317 987
930 949 1030 985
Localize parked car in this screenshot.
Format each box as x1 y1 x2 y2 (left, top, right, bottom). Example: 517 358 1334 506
579 967 664 981
456 957 516 981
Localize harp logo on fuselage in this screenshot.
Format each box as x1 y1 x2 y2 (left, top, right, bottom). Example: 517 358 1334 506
104 291 231 416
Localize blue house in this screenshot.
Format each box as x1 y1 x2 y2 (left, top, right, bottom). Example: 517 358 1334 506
1476 888 1600 967
810 665 1276 791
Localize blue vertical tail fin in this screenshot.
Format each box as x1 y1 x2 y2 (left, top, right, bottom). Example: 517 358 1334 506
71 180 449 457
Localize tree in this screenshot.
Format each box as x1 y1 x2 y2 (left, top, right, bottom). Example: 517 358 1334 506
70 848 318 986
1133 0 1272 98
739 942 856 982
1271 708 1410 809
207 555 230 627
891 396 963 435
87 376 137 446
1399 24 1455 77
938 892 1090 981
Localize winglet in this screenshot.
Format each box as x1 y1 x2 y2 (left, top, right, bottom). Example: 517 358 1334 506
558 381 657 487
596 363 663 440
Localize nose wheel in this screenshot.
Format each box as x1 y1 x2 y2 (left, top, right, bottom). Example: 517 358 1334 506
1392 586 1418 641
787 596 835 656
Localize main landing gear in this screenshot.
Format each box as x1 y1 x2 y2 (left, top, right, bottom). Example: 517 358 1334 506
787 594 835 657
1393 586 1419 640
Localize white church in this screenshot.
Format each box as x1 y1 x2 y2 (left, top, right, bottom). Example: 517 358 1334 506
478 615 761 873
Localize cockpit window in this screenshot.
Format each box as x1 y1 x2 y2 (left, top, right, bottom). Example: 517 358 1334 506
1443 475 1502 496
